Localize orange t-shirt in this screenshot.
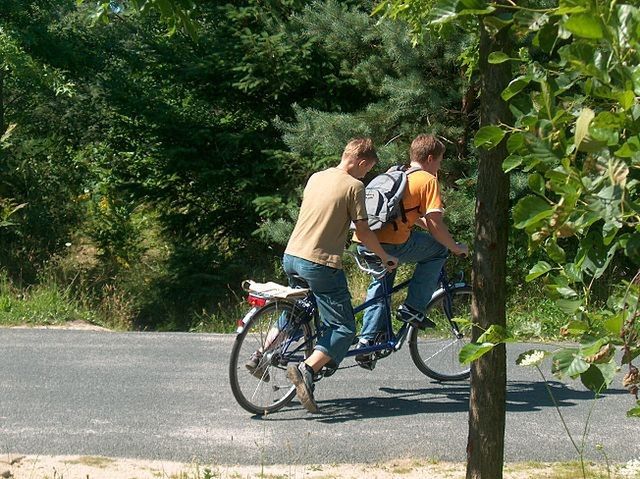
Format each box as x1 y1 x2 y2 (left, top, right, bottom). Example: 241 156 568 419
354 169 443 245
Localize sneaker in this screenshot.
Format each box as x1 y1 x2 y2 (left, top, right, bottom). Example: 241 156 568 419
286 362 319 413
245 350 270 382
355 339 376 370
397 304 435 330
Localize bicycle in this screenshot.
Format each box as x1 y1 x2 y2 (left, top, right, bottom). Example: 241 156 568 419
229 250 472 415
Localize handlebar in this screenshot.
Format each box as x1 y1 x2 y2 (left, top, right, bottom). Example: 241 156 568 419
346 250 389 279
348 243 469 278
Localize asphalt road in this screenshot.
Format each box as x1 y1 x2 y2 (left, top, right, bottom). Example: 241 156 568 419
1 329 638 465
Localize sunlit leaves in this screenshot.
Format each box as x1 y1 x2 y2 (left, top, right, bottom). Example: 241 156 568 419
474 125 505 149
526 261 552 282
513 195 553 229
501 75 532 101
77 0 197 38
564 14 604 39
574 108 594 149
428 0 495 25
459 325 515 364
627 401 640 418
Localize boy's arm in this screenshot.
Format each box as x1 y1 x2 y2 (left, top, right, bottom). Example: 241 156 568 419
418 213 468 256
353 220 398 270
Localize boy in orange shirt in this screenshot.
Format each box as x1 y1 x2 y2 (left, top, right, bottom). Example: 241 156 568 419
354 134 468 367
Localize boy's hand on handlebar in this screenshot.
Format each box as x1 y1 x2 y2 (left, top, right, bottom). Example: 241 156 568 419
453 243 469 258
383 255 398 271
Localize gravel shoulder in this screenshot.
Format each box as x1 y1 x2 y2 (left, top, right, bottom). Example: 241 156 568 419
2 454 632 479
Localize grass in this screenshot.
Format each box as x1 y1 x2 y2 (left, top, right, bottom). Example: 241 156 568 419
65 456 115 468
10 457 638 479
0 251 570 339
0 271 101 328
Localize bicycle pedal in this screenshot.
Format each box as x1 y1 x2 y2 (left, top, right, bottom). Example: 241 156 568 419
322 366 338 378
356 359 376 371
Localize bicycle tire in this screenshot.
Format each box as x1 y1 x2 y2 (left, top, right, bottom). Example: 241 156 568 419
408 286 472 381
229 300 314 415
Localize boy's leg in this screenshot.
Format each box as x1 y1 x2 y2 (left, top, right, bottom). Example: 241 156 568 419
285 255 355 366
359 268 396 342
357 244 398 342
399 231 448 312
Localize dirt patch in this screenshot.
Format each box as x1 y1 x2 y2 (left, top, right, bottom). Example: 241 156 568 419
9 320 110 332
1 455 631 479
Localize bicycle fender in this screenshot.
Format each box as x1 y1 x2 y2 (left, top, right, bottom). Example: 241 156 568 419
430 288 445 301
236 307 258 334
429 283 467 302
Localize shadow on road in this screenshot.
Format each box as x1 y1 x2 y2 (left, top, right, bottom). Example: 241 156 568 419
258 380 627 423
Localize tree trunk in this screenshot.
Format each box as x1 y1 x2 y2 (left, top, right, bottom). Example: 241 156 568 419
0 69 4 134
465 19 512 479
457 79 478 161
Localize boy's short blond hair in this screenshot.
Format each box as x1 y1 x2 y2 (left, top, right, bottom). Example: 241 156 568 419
342 137 379 163
410 134 445 164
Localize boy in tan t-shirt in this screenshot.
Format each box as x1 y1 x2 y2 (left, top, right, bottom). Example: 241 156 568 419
264 138 397 413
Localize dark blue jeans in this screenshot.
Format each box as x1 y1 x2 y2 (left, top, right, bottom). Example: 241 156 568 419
283 254 355 364
357 231 448 341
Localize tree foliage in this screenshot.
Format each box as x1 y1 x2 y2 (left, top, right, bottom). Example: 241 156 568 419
421 0 640 412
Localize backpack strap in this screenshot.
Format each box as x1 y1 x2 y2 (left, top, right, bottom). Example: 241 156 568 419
398 166 422 224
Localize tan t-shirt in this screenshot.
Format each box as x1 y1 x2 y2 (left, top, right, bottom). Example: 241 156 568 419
285 167 367 269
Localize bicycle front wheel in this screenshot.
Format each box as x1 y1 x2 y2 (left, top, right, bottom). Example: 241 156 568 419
229 300 314 415
408 286 472 381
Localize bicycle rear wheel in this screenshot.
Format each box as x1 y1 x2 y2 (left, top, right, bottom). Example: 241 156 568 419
408 286 472 381
229 300 314 415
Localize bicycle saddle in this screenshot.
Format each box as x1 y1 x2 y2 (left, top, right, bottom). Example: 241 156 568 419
289 274 310 289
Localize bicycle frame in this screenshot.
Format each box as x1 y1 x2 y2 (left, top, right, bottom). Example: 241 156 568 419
276 265 467 364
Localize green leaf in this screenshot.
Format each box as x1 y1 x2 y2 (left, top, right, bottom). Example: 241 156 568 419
581 362 617 393
526 261 552 282
429 0 460 25
488 52 511 64
483 16 512 34
501 75 532 101
556 285 578 298
513 195 553 229
545 238 566 263
561 319 589 334
615 136 640 158
552 348 590 378
563 263 583 283
459 342 496 364
564 14 603 39
624 233 640 264
556 299 582 315
622 347 640 365
503 154 523 173
534 22 559 53
474 126 505 149
602 313 623 336
575 108 595 149
618 90 635 110
554 6 588 15
477 324 515 344
627 401 640 418
514 10 550 31
506 132 525 154
528 173 546 195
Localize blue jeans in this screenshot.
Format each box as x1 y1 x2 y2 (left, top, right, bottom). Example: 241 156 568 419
282 254 355 364
357 231 448 341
